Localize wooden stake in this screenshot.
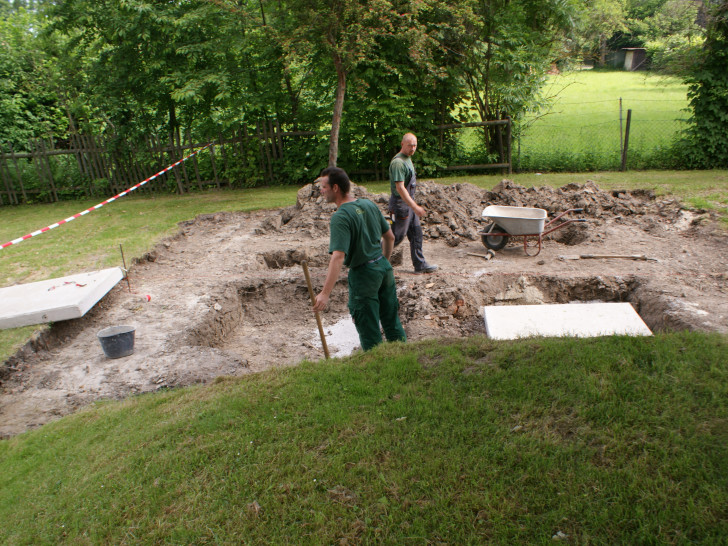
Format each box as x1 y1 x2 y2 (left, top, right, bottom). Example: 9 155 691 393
301 261 330 359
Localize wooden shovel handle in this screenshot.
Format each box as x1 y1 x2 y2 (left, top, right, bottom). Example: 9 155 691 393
301 261 330 359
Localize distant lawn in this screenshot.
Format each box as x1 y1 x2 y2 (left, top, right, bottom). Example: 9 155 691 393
486 70 689 172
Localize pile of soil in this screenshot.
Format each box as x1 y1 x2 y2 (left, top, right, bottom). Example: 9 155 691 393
1 179 726 438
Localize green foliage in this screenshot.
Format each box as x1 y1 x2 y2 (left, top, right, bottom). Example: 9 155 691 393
681 2 728 168
574 0 628 65
0 5 65 151
639 0 704 73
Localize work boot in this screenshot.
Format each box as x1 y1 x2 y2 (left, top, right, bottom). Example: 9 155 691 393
414 264 438 274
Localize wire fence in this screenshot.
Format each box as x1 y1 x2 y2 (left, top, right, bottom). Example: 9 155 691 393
512 98 689 172
0 98 690 205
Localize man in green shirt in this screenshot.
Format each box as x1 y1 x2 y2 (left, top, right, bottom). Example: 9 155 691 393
313 166 407 351
389 132 438 274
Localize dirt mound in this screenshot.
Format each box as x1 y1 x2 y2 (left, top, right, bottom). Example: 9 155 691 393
256 179 707 249
257 180 485 247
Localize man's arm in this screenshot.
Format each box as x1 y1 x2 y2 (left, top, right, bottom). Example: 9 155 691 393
313 250 346 312
382 228 394 261
394 181 425 218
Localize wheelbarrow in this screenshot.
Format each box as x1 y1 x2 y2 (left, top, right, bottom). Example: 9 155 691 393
479 205 586 256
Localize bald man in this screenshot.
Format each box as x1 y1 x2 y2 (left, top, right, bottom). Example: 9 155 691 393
388 133 438 274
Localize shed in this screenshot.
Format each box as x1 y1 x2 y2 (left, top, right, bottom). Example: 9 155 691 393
622 48 647 71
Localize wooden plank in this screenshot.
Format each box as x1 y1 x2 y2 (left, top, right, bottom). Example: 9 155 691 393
275 118 284 159
439 163 512 171
186 130 203 191
436 120 509 130
506 116 512 175
0 154 14 205
168 132 184 194
219 133 229 180
31 139 52 202
70 133 92 197
40 139 59 202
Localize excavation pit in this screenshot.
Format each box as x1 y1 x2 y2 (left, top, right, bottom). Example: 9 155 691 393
180 273 691 366
2 179 726 437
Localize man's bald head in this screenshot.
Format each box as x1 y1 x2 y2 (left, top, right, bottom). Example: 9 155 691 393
400 133 418 157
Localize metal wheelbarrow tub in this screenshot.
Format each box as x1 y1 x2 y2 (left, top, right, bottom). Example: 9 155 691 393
479 205 586 256
482 205 548 235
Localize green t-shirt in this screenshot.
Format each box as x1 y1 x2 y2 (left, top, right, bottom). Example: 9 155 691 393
389 152 414 198
329 199 390 268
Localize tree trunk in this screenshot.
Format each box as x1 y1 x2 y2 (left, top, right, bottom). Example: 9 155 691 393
328 51 346 167
168 100 178 137
599 35 607 67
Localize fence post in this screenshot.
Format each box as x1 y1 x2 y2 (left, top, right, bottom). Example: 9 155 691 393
0 153 14 205
619 97 623 160
9 145 26 203
621 109 632 172
506 116 512 175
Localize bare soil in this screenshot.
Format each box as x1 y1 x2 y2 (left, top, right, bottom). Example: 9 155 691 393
2 180 727 437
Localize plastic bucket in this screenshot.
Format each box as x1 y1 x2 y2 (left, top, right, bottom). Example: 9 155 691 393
97 325 135 359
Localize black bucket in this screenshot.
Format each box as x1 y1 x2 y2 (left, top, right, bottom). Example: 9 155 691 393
97 325 135 359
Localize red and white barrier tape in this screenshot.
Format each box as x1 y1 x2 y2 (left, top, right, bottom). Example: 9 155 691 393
1 143 212 250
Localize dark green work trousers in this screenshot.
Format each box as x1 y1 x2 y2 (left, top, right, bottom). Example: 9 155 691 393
348 258 406 351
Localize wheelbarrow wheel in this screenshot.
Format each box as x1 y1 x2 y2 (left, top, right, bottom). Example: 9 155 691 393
481 223 509 251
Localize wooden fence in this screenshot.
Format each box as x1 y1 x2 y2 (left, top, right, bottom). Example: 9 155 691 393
0 118 511 206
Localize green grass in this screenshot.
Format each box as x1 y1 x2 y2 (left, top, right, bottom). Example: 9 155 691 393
1 334 726 543
515 70 689 171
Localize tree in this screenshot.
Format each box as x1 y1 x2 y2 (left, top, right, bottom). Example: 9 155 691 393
450 0 575 156
48 0 245 141
683 1 728 167
0 2 65 150
266 0 415 167
578 0 628 65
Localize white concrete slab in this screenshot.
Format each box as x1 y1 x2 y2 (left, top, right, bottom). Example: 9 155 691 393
0 267 125 329
483 302 652 340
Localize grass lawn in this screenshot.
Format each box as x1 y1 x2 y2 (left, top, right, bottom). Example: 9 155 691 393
1 334 726 543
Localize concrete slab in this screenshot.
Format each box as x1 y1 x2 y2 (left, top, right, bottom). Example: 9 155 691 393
483 302 652 340
0 267 125 329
